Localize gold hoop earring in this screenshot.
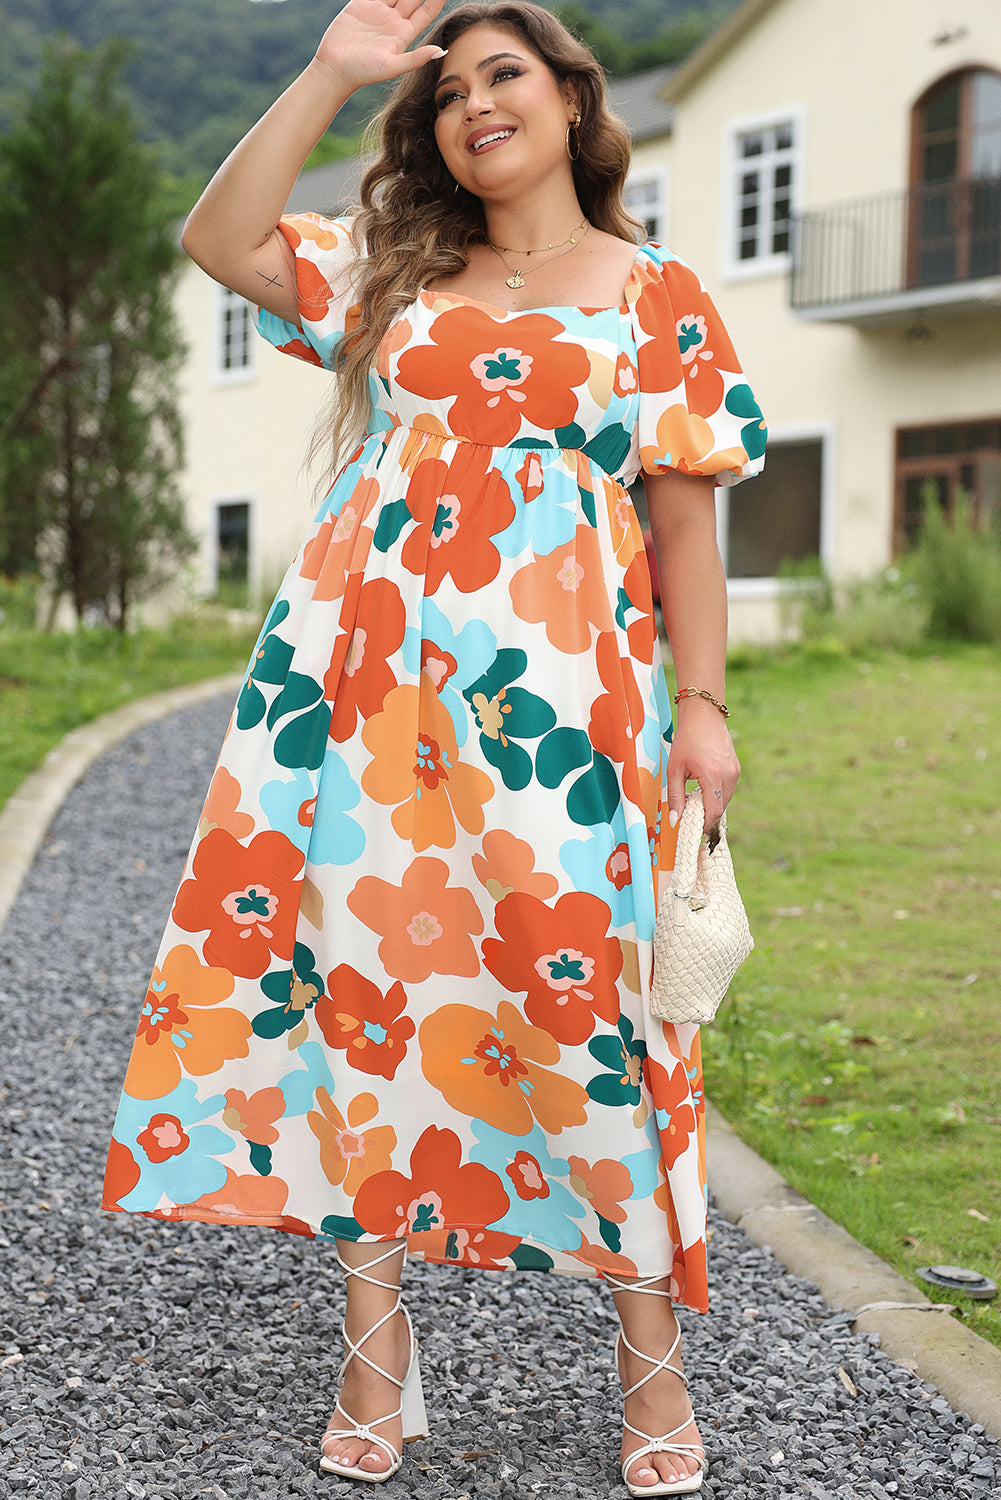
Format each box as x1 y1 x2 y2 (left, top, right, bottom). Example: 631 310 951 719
566 110 582 161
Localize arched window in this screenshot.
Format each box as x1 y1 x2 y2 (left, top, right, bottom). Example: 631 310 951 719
909 68 1001 285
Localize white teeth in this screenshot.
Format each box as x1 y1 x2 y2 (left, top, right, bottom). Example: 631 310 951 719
471 130 513 152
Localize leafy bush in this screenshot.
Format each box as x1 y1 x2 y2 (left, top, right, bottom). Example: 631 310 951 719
907 495 1001 644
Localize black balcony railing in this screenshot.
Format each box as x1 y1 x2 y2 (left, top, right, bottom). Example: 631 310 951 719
791 176 1001 313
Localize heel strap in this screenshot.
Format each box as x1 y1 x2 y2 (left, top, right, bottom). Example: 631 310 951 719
616 1324 688 1401
604 1270 675 1299
335 1240 407 1293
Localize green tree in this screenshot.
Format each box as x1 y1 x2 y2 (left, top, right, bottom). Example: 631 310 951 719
0 38 194 630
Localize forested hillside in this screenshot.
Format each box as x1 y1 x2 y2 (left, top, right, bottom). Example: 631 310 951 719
0 0 737 179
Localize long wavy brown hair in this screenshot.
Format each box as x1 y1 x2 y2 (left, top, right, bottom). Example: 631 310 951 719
310 0 641 483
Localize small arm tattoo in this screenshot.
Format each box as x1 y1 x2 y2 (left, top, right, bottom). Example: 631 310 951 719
257 270 283 288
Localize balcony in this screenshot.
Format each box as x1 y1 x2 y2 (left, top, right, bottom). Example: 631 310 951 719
791 176 1001 326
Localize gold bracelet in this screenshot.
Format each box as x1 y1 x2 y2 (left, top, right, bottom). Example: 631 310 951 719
673 686 730 719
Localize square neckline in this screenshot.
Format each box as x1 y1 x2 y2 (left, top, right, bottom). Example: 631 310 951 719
420 246 646 318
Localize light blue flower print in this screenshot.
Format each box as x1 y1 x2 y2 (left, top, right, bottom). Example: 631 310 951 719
560 809 654 937
470 1119 585 1251
620 1110 663 1200
493 455 578 559
260 755 365 866
276 1040 338 1117
402 599 496 745
113 1079 232 1212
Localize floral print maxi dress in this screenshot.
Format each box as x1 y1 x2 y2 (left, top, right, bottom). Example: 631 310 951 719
102 214 766 1311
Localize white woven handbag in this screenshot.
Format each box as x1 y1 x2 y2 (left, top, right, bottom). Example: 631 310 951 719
649 788 753 1024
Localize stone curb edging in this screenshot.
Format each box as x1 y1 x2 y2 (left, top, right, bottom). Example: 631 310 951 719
0 673 243 935
2 678 1000 1442
706 1100 1001 1439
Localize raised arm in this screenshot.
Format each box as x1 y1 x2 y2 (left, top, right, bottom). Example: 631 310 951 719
645 469 740 833
180 0 448 323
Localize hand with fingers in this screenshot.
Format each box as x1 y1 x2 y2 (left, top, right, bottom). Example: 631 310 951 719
314 0 450 93
666 700 740 835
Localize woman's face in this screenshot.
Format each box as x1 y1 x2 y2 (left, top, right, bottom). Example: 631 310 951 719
432 24 576 202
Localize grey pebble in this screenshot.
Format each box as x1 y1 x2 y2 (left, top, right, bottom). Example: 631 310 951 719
0 695 999 1499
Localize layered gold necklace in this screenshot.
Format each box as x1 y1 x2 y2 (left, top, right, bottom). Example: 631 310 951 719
487 217 591 289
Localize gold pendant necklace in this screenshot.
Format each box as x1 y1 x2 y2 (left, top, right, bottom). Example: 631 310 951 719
488 220 591 290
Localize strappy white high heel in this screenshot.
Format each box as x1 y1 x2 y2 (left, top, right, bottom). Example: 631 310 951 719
319 1242 429 1483
605 1271 707 1497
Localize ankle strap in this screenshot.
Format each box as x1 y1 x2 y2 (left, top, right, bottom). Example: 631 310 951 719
604 1270 674 1299
335 1240 407 1293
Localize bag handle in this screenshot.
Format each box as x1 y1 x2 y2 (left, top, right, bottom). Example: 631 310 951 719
671 788 706 901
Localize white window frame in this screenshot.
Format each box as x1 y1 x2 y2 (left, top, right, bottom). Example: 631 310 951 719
213 286 256 384
205 493 257 596
721 106 804 282
624 167 670 244
717 421 835 594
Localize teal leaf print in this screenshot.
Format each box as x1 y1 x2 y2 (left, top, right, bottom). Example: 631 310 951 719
248 1142 273 1176
535 726 592 789
597 1213 622 1253
725 383 767 461
582 423 633 479
255 943 325 1040
677 317 705 355
483 351 523 381
320 1213 365 1240
587 1017 647 1107
566 752 620 827
554 421 586 450
373 496 412 552
510 1243 555 1271
463 650 557 792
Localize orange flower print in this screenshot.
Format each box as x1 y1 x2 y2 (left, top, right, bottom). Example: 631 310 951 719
588 632 646 809
315 964 415 1080
613 351 638 397
376 315 412 381
572 1238 639 1277
361 681 494 852
568 1155 634 1224
124 944 251 1100
396 304 590 445
515 450 545 504
198 767 255 841
352 1125 508 1239
419 999 589 1136
419 1225 522 1270
482 891 623 1046
347 856 483 983
307 1088 397 1197
420 639 457 693
509 525 614 655
639 403 747 481
222 1088 285 1146
400 445 516 596
622 550 658 665
507 1150 551 1201
326 576 406 742
137 1114 189 1164
188 1167 302 1228
471 829 559 903
172 829 304 980
103 1138 141 1208
299 476 379 603
644 1055 698 1170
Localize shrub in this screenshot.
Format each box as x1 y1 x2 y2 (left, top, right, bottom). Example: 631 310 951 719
906 495 1001 644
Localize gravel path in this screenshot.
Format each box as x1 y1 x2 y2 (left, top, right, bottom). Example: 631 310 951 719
1 696 999 1500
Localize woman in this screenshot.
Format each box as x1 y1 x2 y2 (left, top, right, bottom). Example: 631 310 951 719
102 1 765 1492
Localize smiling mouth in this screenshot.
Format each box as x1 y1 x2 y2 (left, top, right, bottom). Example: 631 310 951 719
469 129 515 153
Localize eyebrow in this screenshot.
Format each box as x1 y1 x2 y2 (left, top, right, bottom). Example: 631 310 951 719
435 52 527 92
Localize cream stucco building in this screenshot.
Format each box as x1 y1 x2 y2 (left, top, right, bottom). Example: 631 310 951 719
174 0 1001 641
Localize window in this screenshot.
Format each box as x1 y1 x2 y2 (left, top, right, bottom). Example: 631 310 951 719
215 501 250 602
729 116 798 273
625 172 667 242
894 419 1001 548
216 287 254 379
725 438 822 579
909 69 1001 285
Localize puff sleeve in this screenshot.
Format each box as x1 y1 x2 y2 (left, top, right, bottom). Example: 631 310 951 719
626 244 766 486
251 213 363 371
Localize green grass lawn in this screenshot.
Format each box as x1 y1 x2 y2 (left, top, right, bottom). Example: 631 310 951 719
0 611 261 810
707 642 1001 1345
